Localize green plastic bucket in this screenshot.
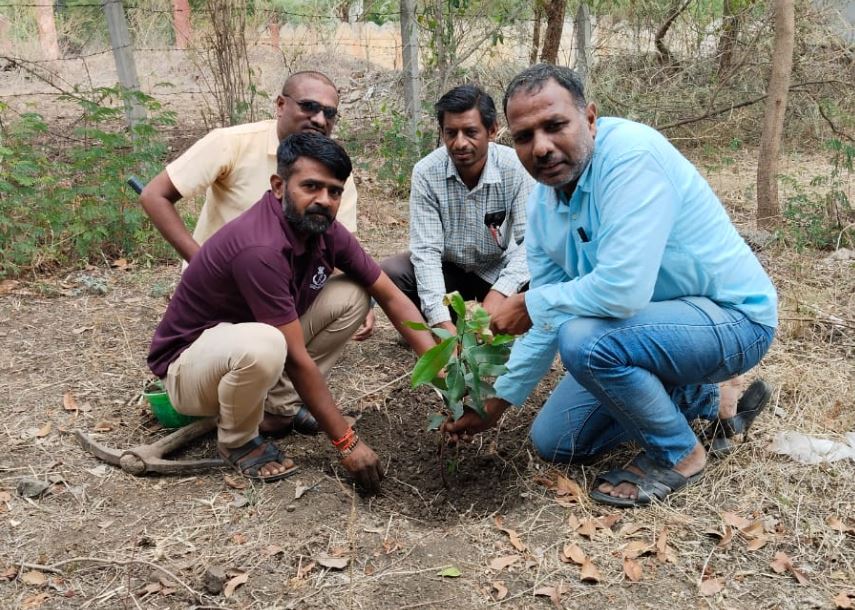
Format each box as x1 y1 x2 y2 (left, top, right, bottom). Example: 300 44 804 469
143 381 199 428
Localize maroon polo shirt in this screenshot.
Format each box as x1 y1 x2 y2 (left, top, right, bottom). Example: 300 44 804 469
147 191 381 378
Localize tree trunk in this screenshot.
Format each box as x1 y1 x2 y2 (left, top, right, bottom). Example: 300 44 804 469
35 0 60 60
756 0 795 229
530 1 543 64
0 14 11 53
540 0 566 64
717 0 741 76
574 3 592 87
268 14 280 48
172 0 192 49
655 0 691 67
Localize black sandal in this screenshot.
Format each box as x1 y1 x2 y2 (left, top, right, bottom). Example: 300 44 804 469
703 379 772 457
590 453 703 508
219 436 299 482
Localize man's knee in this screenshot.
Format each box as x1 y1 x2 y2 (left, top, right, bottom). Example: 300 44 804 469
230 324 287 381
558 317 614 379
529 417 597 464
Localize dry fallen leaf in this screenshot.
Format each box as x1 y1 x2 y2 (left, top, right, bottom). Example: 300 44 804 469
231 533 247 545
0 280 20 295
622 540 653 559
567 514 581 531
0 491 11 504
562 543 586 565
224 475 247 490
21 593 50 609
35 422 52 438
93 421 115 432
655 528 676 563
297 560 316 579
623 557 643 582
833 591 854 609
577 519 598 539
223 572 248 598
0 566 18 581
827 515 855 535
21 570 47 586
494 516 527 552
489 555 520 571
741 520 765 538
619 522 643 536
62 392 79 412
597 514 622 530
534 583 567 608
699 577 724 596
492 580 508 601
262 544 284 557
111 258 129 269
746 536 769 551
317 555 349 570
721 511 754 530
580 559 602 583
534 472 583 505
770 551 809 585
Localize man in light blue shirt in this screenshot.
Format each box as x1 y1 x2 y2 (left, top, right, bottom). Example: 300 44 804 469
443 65 777 508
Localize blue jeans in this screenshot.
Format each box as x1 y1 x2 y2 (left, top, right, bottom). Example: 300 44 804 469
529 297 775 468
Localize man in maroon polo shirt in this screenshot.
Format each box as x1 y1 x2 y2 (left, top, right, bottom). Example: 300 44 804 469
147 133 434 492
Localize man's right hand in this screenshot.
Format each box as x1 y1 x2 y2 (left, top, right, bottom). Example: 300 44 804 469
441 397 510 444
339 440 384 493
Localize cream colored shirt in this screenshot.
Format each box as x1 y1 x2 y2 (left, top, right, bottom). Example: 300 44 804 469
166 119 357 246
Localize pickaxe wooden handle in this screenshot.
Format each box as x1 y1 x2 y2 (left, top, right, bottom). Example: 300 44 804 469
75 417 224 476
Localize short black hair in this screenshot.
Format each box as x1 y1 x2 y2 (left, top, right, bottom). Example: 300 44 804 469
277 132 352 182
503 64 587 115
281 71 337 96
435 84 497 129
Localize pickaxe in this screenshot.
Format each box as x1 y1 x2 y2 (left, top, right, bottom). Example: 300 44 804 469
75 417 225 476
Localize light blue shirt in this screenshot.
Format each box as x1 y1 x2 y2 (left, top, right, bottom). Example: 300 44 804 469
494 117 778 406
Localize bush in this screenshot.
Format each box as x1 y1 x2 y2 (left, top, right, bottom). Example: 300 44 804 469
0 87 176 277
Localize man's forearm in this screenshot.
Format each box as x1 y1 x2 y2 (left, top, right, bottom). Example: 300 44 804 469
143 199 200 262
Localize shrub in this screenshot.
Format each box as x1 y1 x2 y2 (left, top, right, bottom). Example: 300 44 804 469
0 87 176 277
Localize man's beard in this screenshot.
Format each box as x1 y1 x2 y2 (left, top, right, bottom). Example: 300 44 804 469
282 192 333 235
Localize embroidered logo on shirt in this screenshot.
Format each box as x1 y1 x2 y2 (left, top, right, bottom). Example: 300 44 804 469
310 266 328 291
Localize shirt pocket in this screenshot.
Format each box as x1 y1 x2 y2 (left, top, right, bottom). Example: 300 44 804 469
483 208 510 251
579 239 599 270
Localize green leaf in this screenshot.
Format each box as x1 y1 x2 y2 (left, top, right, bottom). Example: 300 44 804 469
443 291 466 321
436 566 462 578
431 327 454 341
470 306 491 333
403 320 429 331
445 360 466 405
427 413 445 431
411 337 456 387
491 334 515 346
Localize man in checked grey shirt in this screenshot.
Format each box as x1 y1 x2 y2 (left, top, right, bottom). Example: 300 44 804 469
382 84 534 335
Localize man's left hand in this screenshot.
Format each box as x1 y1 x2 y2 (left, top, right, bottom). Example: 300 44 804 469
490 293 532 335
352 310 376 341
441 398 510 444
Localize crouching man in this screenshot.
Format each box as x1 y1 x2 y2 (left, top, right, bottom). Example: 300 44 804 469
147 133 434 492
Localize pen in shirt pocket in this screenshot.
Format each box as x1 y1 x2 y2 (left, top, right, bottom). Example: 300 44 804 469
577 227 590 242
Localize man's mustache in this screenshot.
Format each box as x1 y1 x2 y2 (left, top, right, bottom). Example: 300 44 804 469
305 205 333 220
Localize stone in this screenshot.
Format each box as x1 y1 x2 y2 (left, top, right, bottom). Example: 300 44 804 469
203 565 227 594
16 478 50 498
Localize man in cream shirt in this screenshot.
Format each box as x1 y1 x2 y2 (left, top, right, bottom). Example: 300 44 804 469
140 70 365 435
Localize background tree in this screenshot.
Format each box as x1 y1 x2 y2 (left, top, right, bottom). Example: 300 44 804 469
756 0 795 228
35 0 60 60
540 0 566 64
172 0 192 49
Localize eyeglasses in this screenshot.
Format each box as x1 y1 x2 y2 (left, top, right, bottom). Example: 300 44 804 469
282 94 338 122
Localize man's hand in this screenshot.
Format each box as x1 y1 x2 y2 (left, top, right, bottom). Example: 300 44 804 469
441 398 510 444
481 290 507 318
352 310 376 341
339 440 384 493
490 292 532 335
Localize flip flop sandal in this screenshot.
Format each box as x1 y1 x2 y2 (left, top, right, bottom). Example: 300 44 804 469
703 379 773 457
220 436 299 482
260 405 321 438
590 453 704 508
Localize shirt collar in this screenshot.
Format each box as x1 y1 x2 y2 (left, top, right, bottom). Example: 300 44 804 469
267 120 280 157
444 143 501 189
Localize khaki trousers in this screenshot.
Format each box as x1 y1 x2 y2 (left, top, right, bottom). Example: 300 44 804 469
164 275 370 447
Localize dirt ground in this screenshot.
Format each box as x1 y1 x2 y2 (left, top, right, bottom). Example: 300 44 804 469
1 50 854 610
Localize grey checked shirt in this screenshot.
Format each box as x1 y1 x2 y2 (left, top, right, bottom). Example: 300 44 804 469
409 143 534 326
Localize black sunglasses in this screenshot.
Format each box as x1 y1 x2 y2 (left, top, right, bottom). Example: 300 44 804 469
282 94 338 121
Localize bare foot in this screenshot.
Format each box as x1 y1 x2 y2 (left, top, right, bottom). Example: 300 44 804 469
596 442 707 500
718 375 749 420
